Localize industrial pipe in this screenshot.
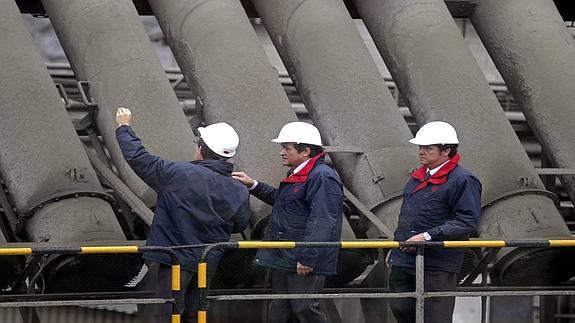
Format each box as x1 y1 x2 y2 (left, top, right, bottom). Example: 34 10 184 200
146 1 365 296
0 0 138 292
146 0 298 224
470 0 575 208
354 0 575 285
40 0 196 207
251 0 417 237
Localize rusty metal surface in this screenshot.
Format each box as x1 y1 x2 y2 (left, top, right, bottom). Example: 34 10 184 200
251 0 417 236
147 0 298 224
40 0 196 207
470 0 575 206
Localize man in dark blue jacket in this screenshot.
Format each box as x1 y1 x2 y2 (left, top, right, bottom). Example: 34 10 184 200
115 108 250 323
388 121 482 323
233 122 343 323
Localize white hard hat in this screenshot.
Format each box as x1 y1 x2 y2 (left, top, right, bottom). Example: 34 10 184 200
409 121 459 146
197 122 239 158
271 122 323 146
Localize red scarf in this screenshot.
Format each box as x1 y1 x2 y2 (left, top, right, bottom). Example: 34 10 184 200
411 154 460 193
281 153 326 184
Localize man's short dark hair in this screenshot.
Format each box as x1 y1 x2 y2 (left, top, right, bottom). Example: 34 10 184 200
293 143 324 158
436 144 458 158
198 138 228 161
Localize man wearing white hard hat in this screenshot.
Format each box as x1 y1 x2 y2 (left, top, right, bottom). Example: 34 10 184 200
233 122 343 323
387 121 482 323
115 108 250 323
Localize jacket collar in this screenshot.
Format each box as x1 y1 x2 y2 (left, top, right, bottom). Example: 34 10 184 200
281 153 326 184
411 154 460 193
191 159 234 176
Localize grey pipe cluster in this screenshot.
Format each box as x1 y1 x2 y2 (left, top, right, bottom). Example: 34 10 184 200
252 0 417 239
354 0 574 285
0 0 135 290
470 0 575 205
147 0 298 224
41 0 197 207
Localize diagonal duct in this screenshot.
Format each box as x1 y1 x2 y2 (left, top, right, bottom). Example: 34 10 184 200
354 0 575 285
250 0 417 239
147 0 365 287
0 0 140 292
147 0 297 225
470 0 575 207
40 0 197 208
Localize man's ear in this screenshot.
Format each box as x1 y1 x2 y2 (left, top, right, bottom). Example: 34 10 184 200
441 148 451 158
196 145 204 160
304 147 312 157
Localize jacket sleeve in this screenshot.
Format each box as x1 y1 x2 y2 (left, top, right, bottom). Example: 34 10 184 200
232 195 251 234
298 173 343 269
250 181 278 206
426 176 482 240
115 125 176 192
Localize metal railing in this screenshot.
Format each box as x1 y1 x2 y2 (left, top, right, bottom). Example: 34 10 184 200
0 245 182 323
3 240 575 322
195 239 575 323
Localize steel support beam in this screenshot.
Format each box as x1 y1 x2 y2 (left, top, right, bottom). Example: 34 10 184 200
41 0 196 207
251 0 417 238
354 0 575 285
146 0 298 224
470 0 575 207
0 0 136 291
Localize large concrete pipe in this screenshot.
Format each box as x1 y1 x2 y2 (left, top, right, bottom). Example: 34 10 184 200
470 0 575 207
354 0 575 285
146 1 366 296
251 0 417 236
40 0 196 207
146 0 297 225
0 0 139 292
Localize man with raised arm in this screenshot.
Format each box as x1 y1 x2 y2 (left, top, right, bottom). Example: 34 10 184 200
115 107 250 323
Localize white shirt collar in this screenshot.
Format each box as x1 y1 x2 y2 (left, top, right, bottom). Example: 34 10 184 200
292 158 311 175
427 159 450 176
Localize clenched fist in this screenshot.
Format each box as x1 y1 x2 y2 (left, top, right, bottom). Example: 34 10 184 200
116 107 132 127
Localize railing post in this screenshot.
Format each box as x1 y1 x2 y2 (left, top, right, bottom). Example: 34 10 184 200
415 246 425 323
171 259 181 323
194 243 235 323
197 261 208 323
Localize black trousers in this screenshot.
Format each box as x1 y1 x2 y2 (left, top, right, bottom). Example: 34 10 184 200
389 266 457 323
138 261 210 323
268 269 328 323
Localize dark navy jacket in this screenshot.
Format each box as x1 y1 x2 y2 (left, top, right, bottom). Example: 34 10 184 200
389 155 482 273
116 125 250 272
251 154 343 276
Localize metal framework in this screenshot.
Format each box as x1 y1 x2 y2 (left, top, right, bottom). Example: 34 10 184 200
3 240 575 322
196 239 575 323
0 245 181 323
